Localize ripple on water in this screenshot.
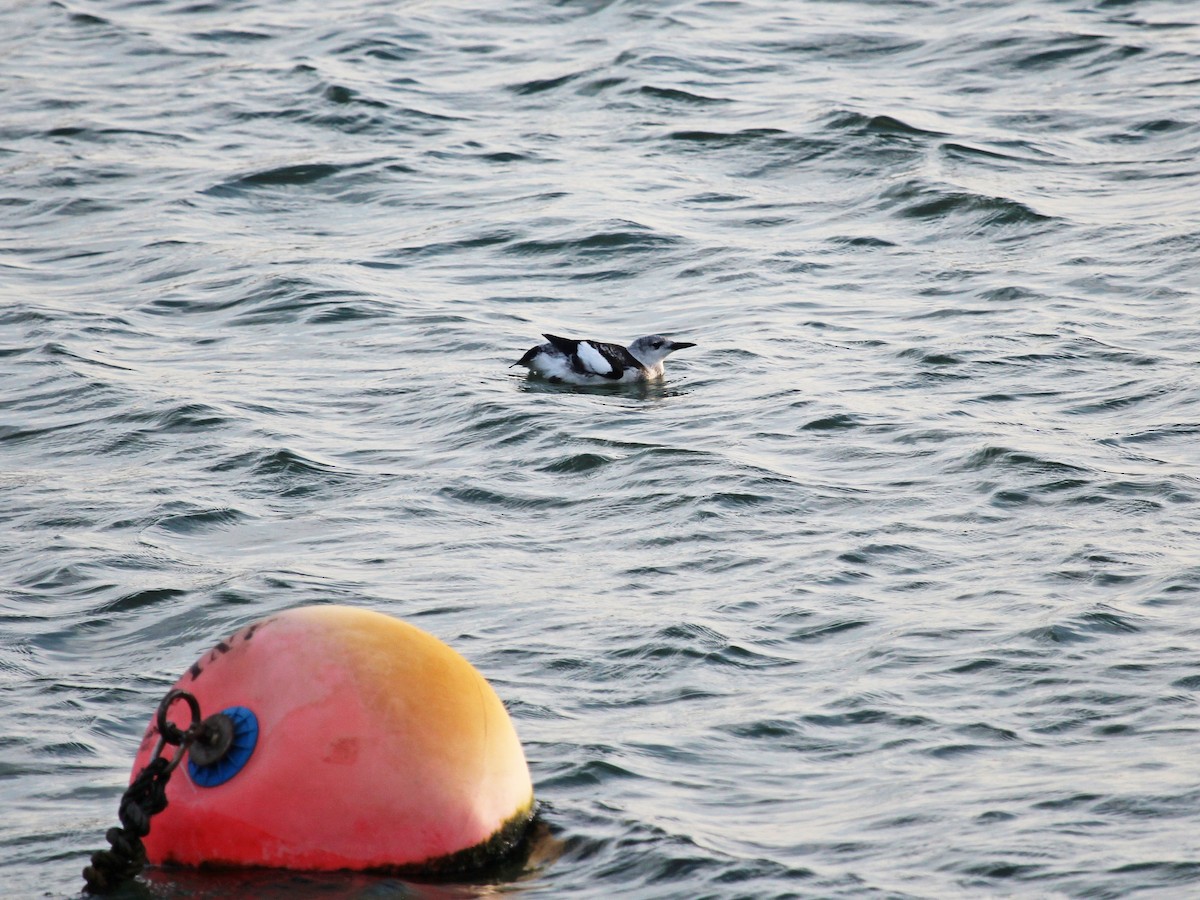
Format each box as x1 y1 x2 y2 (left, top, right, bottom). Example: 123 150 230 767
878 177 1057 232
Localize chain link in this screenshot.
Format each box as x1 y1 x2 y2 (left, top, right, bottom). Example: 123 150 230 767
83 689 204 894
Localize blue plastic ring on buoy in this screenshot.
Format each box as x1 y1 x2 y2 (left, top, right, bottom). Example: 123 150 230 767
187 706 258 788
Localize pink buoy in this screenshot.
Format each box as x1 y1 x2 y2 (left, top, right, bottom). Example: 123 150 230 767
130 605 534 872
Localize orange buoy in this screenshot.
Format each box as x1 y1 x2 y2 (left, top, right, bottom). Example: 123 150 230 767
130 605 534 873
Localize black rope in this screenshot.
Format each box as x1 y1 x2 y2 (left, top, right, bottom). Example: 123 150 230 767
83 690 203 895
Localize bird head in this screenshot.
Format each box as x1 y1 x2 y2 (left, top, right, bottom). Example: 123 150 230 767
627 335 696 367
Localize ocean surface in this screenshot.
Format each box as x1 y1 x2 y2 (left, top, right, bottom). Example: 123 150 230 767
3 0 1199 896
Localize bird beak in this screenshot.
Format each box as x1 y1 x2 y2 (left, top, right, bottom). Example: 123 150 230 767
670 341 696 350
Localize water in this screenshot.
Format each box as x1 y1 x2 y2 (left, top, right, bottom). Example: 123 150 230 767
3 0 1199 896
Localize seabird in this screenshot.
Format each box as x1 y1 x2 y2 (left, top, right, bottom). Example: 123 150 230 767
513 333 696 385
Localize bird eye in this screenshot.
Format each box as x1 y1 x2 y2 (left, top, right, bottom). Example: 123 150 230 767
652 340 663 348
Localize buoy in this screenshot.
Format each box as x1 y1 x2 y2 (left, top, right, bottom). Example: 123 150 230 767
129 605 534 873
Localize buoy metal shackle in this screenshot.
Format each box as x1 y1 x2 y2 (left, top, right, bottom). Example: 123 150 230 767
149 689 249 776
151 688 203 773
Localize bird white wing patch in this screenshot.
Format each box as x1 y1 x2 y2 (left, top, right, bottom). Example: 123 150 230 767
575 341 614 375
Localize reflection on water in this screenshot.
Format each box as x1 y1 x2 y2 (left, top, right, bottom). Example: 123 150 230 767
136 820 564 899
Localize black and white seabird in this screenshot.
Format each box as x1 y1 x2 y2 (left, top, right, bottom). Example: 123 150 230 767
513 333 696 385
